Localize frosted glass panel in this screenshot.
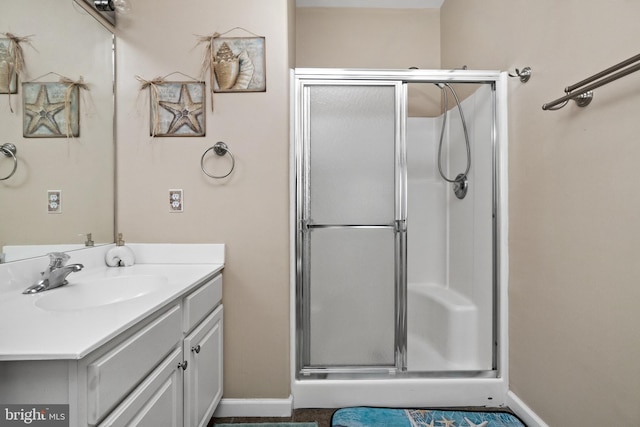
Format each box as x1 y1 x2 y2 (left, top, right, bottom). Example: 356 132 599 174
309 85 396 225
309 228 396 366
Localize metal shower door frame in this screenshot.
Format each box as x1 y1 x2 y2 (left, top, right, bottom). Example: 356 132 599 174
293 68 507 380
294 76 407 377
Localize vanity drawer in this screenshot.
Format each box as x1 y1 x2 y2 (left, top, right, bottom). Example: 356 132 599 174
183 274 222 333
97 348 183 427
87 304 182 425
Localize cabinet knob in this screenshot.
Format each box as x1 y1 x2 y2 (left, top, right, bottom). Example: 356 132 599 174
191 345 201 354
178 360 188 370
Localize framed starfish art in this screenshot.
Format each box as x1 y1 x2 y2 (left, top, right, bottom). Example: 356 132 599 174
151 81 205 137
22 82 79 138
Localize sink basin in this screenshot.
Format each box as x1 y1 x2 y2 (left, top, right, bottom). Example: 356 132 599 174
35 275 168 311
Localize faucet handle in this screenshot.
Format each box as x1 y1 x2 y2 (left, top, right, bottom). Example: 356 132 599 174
47 252 70 268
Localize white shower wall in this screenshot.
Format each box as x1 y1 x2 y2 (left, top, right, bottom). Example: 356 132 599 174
406 84 494 371
406 117 447 288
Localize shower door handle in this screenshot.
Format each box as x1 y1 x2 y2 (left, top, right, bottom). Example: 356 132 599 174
305 223 396 230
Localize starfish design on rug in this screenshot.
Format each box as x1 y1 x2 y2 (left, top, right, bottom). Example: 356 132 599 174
406 409 435 427
463 418 488 427
24 85 66 135
436 416 456 427
158 84 203 134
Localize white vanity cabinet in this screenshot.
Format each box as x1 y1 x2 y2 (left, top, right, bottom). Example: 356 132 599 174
181 272 224 427
183 306 223 427
97 348 184 427
85 304 184 425
90 273 224 427
0 272 223 427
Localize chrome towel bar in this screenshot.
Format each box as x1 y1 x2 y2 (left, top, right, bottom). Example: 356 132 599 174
543 52 640 110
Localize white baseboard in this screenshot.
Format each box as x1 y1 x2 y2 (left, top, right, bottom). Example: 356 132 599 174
506 391 549 427
212 391 544 425
213 396 294 418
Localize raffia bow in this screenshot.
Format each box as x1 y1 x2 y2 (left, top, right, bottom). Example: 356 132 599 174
59 76 89 138
2 32 35 113
135 75 166 136
2 32 33 76
195 32 220 112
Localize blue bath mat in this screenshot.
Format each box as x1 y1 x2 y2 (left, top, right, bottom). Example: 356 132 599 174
332 407 525 427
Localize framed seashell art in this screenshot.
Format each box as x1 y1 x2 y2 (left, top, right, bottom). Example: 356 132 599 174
0 38 18 94
22 82 79 138
150 81 206 137
212 37 266 93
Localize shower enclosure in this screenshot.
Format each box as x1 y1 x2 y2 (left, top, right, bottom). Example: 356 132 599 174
290 69 509 408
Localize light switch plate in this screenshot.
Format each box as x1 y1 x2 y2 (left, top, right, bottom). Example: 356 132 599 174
169 189 183 212
47 190 62 214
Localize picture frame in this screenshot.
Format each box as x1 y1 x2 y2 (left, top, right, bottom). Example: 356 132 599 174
23 82 79 138
150 81 206 137
0 38 18 94
212 36 266 93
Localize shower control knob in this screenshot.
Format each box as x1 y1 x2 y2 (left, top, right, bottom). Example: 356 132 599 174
453 174 468 200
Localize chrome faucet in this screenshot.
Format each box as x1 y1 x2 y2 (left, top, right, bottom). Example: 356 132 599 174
23 252 84 294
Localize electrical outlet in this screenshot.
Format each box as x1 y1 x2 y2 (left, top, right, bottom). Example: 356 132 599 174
169 189 183 212
48 190 62 214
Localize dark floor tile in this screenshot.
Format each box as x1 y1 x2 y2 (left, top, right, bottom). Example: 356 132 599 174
293 408 336 427
209 408 336 427
209 416 292 425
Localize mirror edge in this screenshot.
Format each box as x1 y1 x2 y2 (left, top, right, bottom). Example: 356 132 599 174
74 0 118 258
73 0 116 33
0 0 117 264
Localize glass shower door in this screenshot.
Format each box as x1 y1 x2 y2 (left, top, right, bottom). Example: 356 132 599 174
297 81 406 373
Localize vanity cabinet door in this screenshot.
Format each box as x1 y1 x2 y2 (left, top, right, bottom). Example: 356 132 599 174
98 348 184 427
183 305 223 427
87 304 182 424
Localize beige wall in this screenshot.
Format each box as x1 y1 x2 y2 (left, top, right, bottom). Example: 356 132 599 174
296 7 442 116
116 0 294 398
296 7 440 69
0 1 114 252
15 0 636 418
442 1 640 425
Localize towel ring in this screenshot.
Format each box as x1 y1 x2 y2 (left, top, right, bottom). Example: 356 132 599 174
201 141 235 179
0 143 18 181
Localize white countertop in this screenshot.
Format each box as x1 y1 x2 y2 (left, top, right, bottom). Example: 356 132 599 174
0 244 224 361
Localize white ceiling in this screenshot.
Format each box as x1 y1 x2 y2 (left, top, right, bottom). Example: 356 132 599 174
296 0 444 8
